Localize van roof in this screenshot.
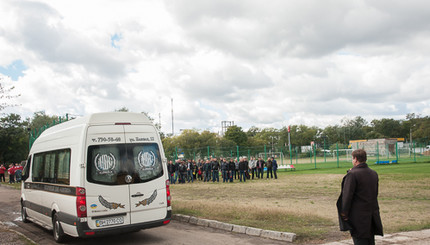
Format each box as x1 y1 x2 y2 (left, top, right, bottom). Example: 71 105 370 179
36 112 152 138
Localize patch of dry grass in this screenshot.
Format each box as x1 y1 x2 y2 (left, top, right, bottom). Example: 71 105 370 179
171 167 430 243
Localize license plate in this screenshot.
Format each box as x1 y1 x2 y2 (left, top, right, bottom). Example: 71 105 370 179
95 216 124 227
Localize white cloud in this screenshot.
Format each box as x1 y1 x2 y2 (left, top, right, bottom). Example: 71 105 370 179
0 0 429 133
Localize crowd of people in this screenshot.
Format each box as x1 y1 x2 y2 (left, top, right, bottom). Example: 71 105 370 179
0 163 24 184
167 156 278 184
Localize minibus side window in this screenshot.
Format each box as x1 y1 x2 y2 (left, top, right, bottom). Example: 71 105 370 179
44 153 56 182
32 149 71 185
57 150 70 185
32 154 44 182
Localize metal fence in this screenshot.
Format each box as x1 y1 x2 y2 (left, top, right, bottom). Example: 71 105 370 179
166 141 430 171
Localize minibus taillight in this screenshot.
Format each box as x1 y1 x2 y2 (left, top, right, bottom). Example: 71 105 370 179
76 187 87 218
166 180 171 207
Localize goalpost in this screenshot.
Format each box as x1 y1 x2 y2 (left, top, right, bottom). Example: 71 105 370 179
257 152 285 165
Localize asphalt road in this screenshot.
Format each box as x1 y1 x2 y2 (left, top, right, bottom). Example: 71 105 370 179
0 185 287 245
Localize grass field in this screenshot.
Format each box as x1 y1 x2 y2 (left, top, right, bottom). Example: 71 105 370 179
171 162 430 244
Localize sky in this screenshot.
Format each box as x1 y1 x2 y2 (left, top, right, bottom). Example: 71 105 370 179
1 0 430 135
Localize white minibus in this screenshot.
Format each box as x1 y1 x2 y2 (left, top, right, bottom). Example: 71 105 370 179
21 112 171 242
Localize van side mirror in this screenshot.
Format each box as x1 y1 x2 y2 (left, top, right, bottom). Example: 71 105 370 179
22 157 31 181
22 172 29 181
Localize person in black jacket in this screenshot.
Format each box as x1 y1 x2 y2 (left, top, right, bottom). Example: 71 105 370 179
173 160 180 184
337 149 383 245
221 158 229 182
211 157 220 182
257 157 265 179
228 159 235 182
238 157 247 182
271 157 278 179
203 160 210 182
179 160 188 184
167 160 174 183
266 157 273 179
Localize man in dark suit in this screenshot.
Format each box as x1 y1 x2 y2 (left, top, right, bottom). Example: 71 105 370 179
337 149 383 245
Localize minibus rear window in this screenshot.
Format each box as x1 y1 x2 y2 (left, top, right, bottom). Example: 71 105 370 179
87 143 163 185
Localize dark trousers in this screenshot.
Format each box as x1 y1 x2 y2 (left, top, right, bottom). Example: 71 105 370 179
273 169 278 179
229 171 233 182
257 168 263 178
251 168 257 179
266 167 273 178
180 173 187 183
212 170 219 182
9 174 14 183
222 170 228 182
0 173 5 182
239 170 246 182
174 171 179 184
352 236 375 245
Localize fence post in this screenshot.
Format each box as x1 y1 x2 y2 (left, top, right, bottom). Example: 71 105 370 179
336 142 339 168
281 146 284 166
295 146 298 164
324 137 326 163
314 143 317 167
237 145 240 161
413 141 416 163
386 143 389 160
314 144 317 169
175 147 178 160
396 141 398 162
207 146 210 159
289 143 293 165
376 142 379 163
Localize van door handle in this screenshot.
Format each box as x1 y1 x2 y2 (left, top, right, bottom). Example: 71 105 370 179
132 193 144 197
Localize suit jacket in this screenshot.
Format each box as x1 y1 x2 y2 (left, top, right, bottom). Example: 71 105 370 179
337 163 383 238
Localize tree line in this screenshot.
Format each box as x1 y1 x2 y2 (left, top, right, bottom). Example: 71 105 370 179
0 111 429 164
162 114 430 160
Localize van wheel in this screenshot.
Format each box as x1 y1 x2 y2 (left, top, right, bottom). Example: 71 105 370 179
21 203 29 223
53 213 65 243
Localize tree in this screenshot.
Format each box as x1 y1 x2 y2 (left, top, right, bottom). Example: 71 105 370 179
0 114 28 162
340 116 368 143
224 125 248 146
246 126 261 137
370 118 403 138
28 111 59 133
321 125 342 146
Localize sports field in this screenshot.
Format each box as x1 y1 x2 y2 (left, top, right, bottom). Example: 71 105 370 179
170 162 430 244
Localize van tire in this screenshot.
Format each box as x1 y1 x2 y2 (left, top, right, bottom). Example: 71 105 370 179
53 213 65 243
21 203 29 223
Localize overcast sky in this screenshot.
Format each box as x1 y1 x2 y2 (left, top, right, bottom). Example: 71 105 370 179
1 0 429 134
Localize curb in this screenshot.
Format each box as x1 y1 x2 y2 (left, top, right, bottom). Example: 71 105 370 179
0 222 38 245
172 214 296 242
